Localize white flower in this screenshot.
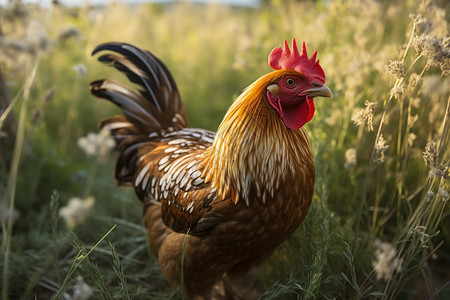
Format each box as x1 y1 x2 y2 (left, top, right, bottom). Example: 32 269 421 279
72 64 88 77
59 197 95 229
71 276 93 300
372 240 403 281
345 148 357 168
77 129 115 163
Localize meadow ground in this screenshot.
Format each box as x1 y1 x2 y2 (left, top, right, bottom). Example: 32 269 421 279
0 0 449 299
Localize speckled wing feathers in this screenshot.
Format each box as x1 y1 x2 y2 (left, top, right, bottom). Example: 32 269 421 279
133 128 219 234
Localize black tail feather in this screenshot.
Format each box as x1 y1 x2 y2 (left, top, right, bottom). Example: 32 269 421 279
90 42 188 186
90 79 169 131
91 42 187 130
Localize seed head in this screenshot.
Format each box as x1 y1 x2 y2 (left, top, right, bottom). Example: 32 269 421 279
423 142 449 178
389 85 405 99
437 188 449 202
351 100 375 132
374 134 389 164
413 34 450 75
385 60 405 79
423 141 438 168
413 34 434 56
425 191 435 201
409 14 431 36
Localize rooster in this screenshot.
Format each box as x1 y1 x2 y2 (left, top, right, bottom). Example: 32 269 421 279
90 39 332 299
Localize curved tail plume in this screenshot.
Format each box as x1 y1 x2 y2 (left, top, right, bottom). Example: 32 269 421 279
90 42 188 185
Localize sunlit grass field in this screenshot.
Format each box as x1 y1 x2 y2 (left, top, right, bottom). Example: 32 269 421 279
1 0 449 299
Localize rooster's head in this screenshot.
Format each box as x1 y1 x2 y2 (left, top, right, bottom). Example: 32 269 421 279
266 39 332 130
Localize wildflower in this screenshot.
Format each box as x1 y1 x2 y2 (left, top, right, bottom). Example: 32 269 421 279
433 159 449 178
412 34 434 56
423 37 450 75
372 240 403 281
58 27 81 41
409 13 431 35
437 188 449 201
423 142 449 178
408 73 421 89
389 84 404 99
351 100 375 132
344 148 357 169
77 129 115 163
25 20 48 53
413 34 450 75
423 141 438 168
59 196 95 229
72 64 88 77
43 87 56 104
72 276 93 300
384 60 405 79
374 134 389 164
30 107 43 124
407 133 417 146
425 191 435 201
0 201 20 223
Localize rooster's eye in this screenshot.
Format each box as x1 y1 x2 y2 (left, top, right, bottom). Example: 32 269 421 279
285 77 296 87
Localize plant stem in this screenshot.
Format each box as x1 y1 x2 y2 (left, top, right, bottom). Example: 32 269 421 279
1 56 40 300
354 94 393 250
53 224 116 300
181 228 190 300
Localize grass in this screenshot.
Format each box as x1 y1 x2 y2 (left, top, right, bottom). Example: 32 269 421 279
0 0 449 299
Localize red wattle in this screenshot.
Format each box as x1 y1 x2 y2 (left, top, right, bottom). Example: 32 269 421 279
281 100 312 130
307 100 315 122
267 92 315 130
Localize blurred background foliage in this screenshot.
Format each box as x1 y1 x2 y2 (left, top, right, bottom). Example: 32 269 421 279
0 0 449 299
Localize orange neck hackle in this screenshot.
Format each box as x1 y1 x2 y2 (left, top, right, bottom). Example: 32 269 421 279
200 70 314 206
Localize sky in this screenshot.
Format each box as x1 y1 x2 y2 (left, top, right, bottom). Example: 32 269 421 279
0 0 261 7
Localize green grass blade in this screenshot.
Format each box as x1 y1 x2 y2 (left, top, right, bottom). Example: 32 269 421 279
53 224 116 299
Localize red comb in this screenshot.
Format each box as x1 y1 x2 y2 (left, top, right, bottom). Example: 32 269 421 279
268 38 326 83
